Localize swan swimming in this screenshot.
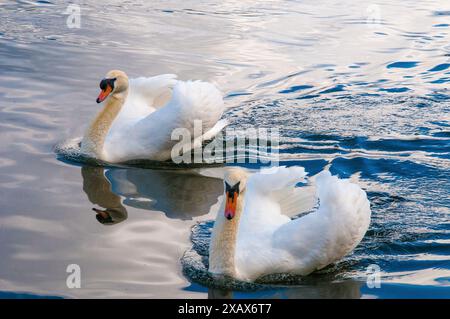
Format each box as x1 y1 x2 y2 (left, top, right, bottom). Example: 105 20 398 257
209 166 371 282
81 70 227 163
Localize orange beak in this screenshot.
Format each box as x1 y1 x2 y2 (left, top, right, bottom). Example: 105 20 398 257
97 84 113 103
224 191 238 220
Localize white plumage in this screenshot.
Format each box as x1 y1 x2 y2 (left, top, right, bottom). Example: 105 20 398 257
104 75 226 162
82 71 227 163
210 166 371 282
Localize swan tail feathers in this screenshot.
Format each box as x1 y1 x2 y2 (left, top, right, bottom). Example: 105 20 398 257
202 119 228 141
189 119 228 153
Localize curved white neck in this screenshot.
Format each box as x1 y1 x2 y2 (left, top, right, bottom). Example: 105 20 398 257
81 93 126 159
208 192 244 277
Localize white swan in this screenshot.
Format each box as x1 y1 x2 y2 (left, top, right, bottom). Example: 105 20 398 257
81 70 227 163
209 166 371 282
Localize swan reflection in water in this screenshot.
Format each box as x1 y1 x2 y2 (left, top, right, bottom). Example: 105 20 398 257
81 166 223 225
82 166 128 225
207 280 363 299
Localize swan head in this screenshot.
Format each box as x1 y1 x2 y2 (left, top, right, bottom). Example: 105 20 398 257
96 70 129 103
223 168 249 221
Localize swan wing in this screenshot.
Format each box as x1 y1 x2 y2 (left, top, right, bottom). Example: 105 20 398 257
276 184 317 218
272 171 371 275
129 74 178 111
243 166 309 220
114 74 178 126
235 168 370 281
104 80 225 162
235 166 309 280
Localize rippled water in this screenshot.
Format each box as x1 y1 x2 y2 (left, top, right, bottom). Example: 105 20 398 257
0 0 449 298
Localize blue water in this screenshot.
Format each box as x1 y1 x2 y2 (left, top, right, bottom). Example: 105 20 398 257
0 0 449 298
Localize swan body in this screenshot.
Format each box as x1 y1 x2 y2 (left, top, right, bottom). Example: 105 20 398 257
209 166 371 282
81 70 227 163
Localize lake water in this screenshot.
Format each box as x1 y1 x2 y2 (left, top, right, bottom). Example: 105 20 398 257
0 0 449 298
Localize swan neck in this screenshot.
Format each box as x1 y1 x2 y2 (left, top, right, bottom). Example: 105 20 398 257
209 192 244 277
81 93 126 159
